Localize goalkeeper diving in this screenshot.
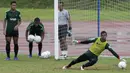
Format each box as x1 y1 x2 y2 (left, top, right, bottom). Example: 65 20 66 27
62 31 125 70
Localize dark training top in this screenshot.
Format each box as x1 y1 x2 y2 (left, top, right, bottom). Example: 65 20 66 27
5 10 21 33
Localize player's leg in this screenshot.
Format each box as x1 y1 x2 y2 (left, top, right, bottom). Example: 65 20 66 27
5 36 11 60
12 31 19 60
81 57 98 70
62 25 68 56
28 33 35 57
38 42 42 56
59 25 68 58
60 37 67 54
81 50 98 70
29 42 33 57
36 32 43 56
63 53 88 69
59 25 63 52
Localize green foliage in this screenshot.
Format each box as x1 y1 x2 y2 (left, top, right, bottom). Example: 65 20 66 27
0 8 53 21
0 0 54 8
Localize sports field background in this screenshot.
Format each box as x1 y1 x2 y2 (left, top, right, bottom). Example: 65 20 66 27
0 8 130 56
0 0 130 73
61 0 130 57
0 6 130 56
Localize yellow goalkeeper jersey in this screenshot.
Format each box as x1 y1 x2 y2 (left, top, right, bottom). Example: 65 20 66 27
89 37 107 56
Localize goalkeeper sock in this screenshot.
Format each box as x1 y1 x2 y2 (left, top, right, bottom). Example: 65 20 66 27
61 51 68 56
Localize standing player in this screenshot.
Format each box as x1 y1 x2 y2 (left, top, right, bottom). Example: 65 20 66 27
58 2 72 59
3 1 21 60
25 17 45 58
63 31 122 70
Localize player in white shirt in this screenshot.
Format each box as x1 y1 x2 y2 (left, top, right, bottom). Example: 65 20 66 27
58 2 72 59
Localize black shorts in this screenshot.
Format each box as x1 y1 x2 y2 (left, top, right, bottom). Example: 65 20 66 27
58 24 68 39
29 32 41 36
6 30 19 37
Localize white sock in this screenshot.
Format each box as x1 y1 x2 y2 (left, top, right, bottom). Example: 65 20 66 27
61 51 68 56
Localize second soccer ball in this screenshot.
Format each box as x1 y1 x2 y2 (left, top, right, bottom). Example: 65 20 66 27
34 35 41 43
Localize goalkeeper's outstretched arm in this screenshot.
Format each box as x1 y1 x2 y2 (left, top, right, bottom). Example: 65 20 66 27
74 38 97 44
106 43 120 60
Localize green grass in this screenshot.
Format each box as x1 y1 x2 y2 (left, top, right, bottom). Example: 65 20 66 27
0 53 130 73
0 8 54 21
0 8 130 21
0 0 53 8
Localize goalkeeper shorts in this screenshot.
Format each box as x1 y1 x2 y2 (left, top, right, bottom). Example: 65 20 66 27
58 24 68 39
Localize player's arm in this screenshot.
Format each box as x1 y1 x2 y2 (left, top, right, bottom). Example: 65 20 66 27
17 12 21 26
73 38 97 44
25 29 29 42
40 24 45 42
105 43 120 60
66 11 72 37
67 11 72 29
25 22 32 42
14 12 21 30
3 12 8 35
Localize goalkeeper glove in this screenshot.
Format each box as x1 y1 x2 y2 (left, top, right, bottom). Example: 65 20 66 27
73 40 80 44
68 27 72 37
120 58 127 63
69 27 72 30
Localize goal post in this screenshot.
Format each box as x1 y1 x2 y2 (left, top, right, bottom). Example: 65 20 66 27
54 0 59 60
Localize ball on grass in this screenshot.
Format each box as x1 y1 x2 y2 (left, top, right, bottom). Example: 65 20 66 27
118 61 127 69
40 51 51 59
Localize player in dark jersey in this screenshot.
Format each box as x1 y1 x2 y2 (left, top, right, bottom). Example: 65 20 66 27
62 31 124 70
25 17 45 58
3 1 21 60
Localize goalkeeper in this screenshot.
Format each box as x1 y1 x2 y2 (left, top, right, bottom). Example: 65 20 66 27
63 31 122 70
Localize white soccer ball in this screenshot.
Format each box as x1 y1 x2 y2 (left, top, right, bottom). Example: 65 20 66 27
45 51 51 57
41 52 49 58
118 61 127 69
28 35 35 42
40 51 51 59
34 35 41 43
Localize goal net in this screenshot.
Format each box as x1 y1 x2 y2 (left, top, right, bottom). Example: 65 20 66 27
54 0 130 59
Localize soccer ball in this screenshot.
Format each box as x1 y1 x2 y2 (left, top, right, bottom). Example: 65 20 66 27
40 51 51 59
118 61 127 69
34 35 41 43
28 35 35 42
41 52 49 58
45 51 51 57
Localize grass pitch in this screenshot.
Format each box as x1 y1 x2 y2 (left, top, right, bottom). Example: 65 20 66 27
0 53 129 73
0 8 129 21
